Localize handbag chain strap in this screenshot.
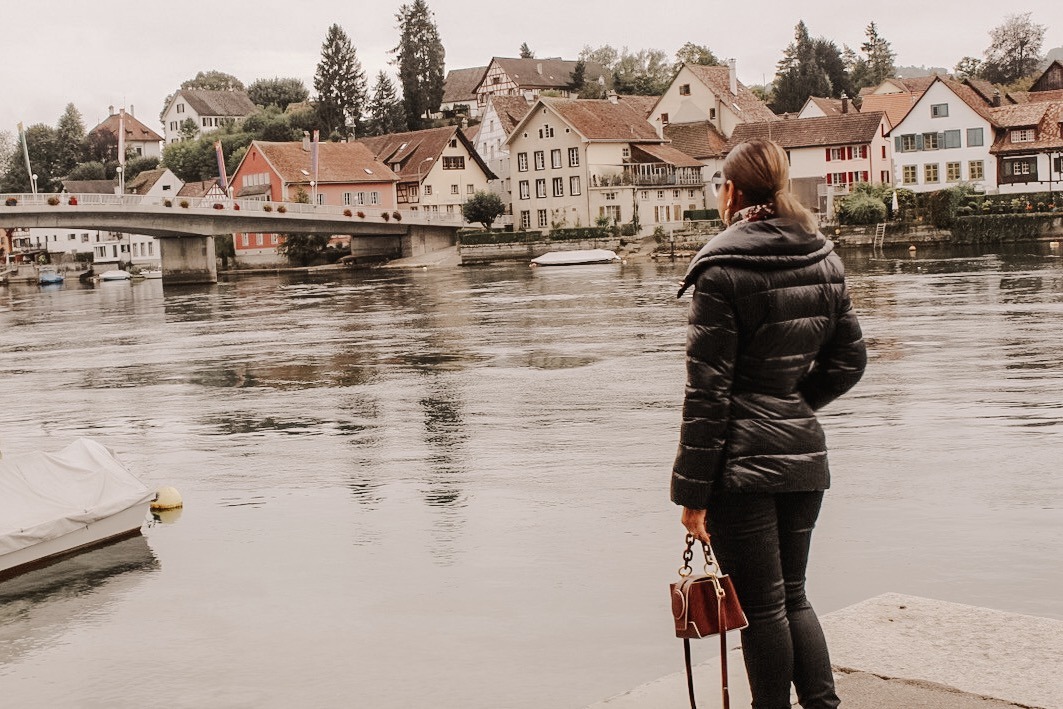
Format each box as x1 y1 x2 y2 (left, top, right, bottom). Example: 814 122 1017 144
679 534 731 709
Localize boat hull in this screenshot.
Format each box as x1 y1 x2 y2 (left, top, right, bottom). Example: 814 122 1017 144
530 249 620 266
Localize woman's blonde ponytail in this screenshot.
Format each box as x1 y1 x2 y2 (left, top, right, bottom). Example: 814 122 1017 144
722 139 819 234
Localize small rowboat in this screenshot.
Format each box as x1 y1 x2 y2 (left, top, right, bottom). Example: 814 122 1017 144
530 249 621 266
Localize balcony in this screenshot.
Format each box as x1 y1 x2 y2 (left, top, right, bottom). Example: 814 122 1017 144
590 164 705 189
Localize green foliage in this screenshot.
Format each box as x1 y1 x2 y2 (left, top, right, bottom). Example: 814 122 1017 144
248 77 310 109
461 191 506 229
243 106 301 142
393 0 446 130
1 123 59 192
846 22 897 93
179 118 200 141
675 42 721 67
978 12 1046 85
549 227 612 241
519 42 535 59
183 70 244 92
314 24 368 138
122 156 160 181
365 71 408 136
951 214 1059 244
612 48 672 96
278 234 330 266
836 191 887 225
66 161 107 180
458 230 542 245
55 103 86 178
293 187 311 204
927 185 974 229
772 21 833 113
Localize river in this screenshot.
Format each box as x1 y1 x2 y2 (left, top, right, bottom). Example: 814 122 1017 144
1 244 1062 708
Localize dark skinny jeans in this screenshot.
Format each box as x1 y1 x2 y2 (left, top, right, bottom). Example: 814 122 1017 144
705 491 840 709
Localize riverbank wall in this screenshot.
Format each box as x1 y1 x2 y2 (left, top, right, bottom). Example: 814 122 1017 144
458 236 622 265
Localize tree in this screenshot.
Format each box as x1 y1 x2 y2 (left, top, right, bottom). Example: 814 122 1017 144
954 56 983 80
314 24 369 138
278 234 330 266
860 22 896 88
393 0 446 130
979 13 1046 85
66 161 107 180
580 45 620 73
182 70 245 92
83 126 118 163
519 42 535 59
570 59 587 93
179 118 200 141
215 234 235 270
612 48 672 96
813 39 853 99
771 21 832 113
366 72 407 136
123 155 160 181
1 124 60 192
462 191 506 229
675 42 721 67
248 77 310 109
55 103 86 178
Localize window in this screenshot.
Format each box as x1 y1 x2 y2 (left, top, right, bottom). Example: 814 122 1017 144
519 180 530 199
534 151 545 170
829 172 847 185
829 147 845 161
568 147 580 167
423 185 432 196
640 190 648 200
882 145 887 159
570 176 581 196
657 190 665 199
202 117 210 127
924 163 939 183
448 139 458 148
256 234 264 246
966 128 984 147
551 149 562 169
679 84 691 96
442 156 465 169
409 184 419 199
517 152 528 172
148 242 154 256
902 165 918 184
923 132 940 150
946 162 962 182
600 205 621 223
709 108 717 120
1054 156 1063 174
944 130 961 149
450 184 459 194
552 177 564 197
660 113 669 125
540 124 554 138
603 192 617 200
520 210 531 229
621 147 630 159
369 192 379 204
537 209 548 227
1011 129 1035 143
81 234 89 243
1001 157 1037 182
931 103 949 118
536 179 546 198
899 134 918 152
688 189 697 198
176 103 184 114
316 194 325 205
467 184 475 194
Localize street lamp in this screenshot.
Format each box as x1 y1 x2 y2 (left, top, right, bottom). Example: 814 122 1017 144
310 180 317 205
116 166 125 197
30 173 38 195
416 157 434 204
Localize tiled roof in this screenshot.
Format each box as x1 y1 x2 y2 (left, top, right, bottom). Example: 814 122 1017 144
664 121 729 159
360 125 495 181
683 65 779 123
253 141 398 184
489 95 534 134
937 77 994 123
894 76 938 93
62 180 116 194
990 101 1063 155
542 98 661 141
859 92 921 127
727 111 886 150
631 143 705 168
1008 89 1063 104
489 57 608 90
175 89 257 117
177 179 223 197
1031 60 1063 92
965 78 1000 105
805 97 846 116
617 95 657 119
125 168 168 195
462 123 481 143
93 112 162 143
443 67 487 103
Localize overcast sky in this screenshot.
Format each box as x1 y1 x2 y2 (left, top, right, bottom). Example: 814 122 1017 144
1 0 1058 135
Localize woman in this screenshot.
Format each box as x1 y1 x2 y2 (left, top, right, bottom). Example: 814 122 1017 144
672 139 866 708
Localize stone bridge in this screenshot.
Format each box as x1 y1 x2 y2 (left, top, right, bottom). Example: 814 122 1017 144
1 193 465 284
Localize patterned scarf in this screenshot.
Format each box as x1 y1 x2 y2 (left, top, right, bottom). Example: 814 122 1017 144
731 202 776 224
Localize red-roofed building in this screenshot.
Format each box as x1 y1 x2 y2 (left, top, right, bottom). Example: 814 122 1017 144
91 106 163 159
506 96 706 234
474 57 609 110
989 101 1063 192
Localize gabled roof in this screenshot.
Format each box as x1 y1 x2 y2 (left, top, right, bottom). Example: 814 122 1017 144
177 179 224 197
534 97 661 141
442 67 487 103
488 95 534 135
801 97 848 117
631 143 704 168
62 180 116 194
616 95 657 119
1008 89 1063 104
483 57 608 91
859 92 920 127
965 78 1000 105
727 111 886 150
938 77 995 123
249 141 399 184
892 76 938 93
990 101 1063 155
681 65 779 123
664 120 729 159
990 103 1051 128
92 112 162 143
125 168 170 195
359 125 495 181
1031 60 1063 93
169 89 257 118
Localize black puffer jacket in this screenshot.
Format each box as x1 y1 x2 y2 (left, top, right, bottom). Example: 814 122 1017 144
671 217 866 509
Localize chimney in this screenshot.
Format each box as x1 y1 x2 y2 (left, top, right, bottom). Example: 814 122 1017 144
129 104 134 116
536 62 543 75
728 58 738 96
606 90 618 104
841 93 849 114
992 90 1001 107
302 131 311 151
108 105 115 116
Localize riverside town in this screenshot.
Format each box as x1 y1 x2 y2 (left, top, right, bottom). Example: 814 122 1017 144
1 4 1062 708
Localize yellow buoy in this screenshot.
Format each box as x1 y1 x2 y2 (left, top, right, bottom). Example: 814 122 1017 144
151 486 183 511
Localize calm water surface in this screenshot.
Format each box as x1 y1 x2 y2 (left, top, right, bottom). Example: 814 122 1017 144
1 245 1062 708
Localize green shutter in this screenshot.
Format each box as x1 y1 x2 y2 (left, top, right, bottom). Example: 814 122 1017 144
894 136 902 151
915 134 924 150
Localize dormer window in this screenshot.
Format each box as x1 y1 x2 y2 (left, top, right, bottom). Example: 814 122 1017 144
679 84 691 96
1011 128 1036 143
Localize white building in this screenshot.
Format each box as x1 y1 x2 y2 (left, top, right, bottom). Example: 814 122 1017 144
471 95 533 213
91 106 163 159
160 89 257 144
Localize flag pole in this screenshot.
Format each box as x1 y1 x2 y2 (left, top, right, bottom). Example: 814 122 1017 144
18 122 35 194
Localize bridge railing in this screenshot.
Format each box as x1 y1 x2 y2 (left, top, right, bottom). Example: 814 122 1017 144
0 192 470 226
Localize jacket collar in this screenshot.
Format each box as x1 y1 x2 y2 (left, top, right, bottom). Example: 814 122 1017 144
678 218 834 297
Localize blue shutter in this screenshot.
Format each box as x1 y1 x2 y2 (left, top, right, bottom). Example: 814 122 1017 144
915 134 924 150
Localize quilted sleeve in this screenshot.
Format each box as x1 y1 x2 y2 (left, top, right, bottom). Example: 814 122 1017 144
798 281 867 411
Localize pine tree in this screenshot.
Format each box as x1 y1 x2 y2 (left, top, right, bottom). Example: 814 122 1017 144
771 21 831 114
366 72 408 136
314 24 369 139
519 42 535 59
393 0 446 130
861 22 896 88
55 103 86 177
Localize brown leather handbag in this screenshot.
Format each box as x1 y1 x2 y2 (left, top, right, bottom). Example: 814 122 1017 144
670 534 748 709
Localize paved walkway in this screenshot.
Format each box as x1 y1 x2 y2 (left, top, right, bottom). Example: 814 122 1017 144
588 593 1062 708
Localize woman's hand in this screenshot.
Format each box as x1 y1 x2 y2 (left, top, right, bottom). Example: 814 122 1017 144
681 507 710 545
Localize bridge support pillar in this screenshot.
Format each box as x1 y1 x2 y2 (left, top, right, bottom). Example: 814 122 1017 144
160 235 217 285
402 224 457 258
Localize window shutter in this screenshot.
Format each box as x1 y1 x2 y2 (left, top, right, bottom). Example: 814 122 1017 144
847 146 853 160
826 173 833 185
826 148 832 162
862 171 869 182
938 133 945 149
916 134 924 150
894 136 902 151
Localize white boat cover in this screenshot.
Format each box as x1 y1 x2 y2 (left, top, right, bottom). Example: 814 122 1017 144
531 249 620 266
0 439 152 555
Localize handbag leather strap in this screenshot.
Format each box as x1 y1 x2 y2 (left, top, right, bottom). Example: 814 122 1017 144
683 592 730 709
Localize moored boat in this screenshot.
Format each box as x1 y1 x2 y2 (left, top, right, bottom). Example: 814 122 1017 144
141 269 162 279
530 249 621 267
38 267 64 285
99 270 132 281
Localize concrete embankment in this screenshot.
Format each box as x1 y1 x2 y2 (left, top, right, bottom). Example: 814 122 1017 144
588 593 1062 709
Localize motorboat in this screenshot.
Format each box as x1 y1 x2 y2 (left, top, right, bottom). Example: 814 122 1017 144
38 267 64 285
530 249 621 266
0 439 154 580
141 269 163 279
99 270 132 282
